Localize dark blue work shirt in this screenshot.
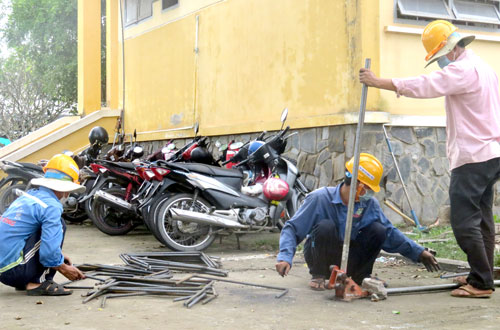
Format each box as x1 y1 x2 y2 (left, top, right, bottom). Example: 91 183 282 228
277 185 424 266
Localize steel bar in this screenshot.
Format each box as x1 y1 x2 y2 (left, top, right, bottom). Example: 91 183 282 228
64 285 95 290
192 275 288 298
107 286 198 295
183 282 214 307
173 295 192 302
202 294 217 305
383 125 425 230
387 280 500 295
187 292 207 308
340 58 370 272
440 272 469 279
82 280 117 304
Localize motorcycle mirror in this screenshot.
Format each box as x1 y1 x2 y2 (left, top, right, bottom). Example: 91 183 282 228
194 122 199 136
215 140 221 148
280 108 288 123
133 129 137 141
166 143 175 150
229 141 244 150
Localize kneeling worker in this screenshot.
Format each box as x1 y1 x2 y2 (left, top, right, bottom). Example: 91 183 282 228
0 154 86 296
275 153 439 290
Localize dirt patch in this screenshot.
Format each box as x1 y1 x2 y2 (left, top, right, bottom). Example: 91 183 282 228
1 224 499 329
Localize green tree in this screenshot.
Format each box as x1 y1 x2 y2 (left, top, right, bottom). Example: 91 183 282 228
0 57 69 141
3 0 78 111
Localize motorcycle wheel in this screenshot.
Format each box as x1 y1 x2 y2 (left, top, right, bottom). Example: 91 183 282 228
62 209 88 223
0 183 27 213
154 193 216 251
90 187 136 235
277 192 306 229
143 192 173 240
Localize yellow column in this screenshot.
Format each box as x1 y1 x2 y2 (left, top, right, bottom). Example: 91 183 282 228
78 0 101 115
106 0 119 110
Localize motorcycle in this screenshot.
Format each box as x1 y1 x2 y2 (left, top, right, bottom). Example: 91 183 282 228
0 160 44 213
0 126 109 221
150 108 309 251
88 128 223 236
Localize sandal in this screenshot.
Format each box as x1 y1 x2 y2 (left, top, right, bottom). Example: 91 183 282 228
451 284 492 298
309 277 326 291
452 276 467 286
26 280 73 296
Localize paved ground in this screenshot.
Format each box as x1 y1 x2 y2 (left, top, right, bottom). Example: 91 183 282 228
1 223 499 330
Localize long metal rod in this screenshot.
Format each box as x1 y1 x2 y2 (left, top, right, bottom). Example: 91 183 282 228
387 280 500 295
340 58 371 272
382 125 425 230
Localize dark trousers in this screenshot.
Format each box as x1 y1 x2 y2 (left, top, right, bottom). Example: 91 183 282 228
450 157 500 290
0 219 66 289
303 219 386 285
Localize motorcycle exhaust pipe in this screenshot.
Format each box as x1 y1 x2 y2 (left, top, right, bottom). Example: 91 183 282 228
169 208 248 229
94 190 136 213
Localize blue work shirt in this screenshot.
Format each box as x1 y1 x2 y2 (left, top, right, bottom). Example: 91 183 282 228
277 185 424 266
0 187 64 273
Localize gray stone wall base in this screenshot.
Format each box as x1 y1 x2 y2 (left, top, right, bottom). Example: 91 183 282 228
139 124 500 226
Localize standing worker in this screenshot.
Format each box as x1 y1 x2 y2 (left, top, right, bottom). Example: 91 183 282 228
275 153 439 290
359 20 500 298
0 154 86 295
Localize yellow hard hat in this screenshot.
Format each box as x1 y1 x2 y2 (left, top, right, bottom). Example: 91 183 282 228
422 20 457 61
345 153 383 192
43 154 80 184
32 154 85 193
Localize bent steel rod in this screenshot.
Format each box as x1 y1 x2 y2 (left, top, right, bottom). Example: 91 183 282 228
340 58 371 272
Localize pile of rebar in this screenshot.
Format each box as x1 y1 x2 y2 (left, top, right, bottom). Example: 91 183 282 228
68 251 288 309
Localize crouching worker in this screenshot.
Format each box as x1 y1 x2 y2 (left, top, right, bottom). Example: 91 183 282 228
0 154 86 296
275 153 439 290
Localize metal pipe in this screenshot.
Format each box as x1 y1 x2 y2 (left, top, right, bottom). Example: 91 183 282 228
387 280 500 295
440 272 469 279
340 58 371 272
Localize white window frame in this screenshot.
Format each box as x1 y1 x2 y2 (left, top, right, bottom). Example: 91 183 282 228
395 0 500 30
124 0 153 26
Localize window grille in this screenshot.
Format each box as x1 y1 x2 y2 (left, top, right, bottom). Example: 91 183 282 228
396 0 500 29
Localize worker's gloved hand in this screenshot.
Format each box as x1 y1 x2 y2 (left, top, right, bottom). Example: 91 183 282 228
419 249 440 272
275 261 291 277
54 263 86 281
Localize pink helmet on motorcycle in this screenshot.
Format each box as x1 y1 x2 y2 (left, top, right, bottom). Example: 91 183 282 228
263 177 289 201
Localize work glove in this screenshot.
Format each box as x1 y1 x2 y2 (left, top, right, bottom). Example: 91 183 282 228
419 248 440 272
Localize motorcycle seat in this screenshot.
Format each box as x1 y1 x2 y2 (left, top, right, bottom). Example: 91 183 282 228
171 163 243 178
98 160 137 171
19 162 44 172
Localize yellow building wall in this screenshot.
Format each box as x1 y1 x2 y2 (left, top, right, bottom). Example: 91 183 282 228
120 0 381 140
378 1 500 117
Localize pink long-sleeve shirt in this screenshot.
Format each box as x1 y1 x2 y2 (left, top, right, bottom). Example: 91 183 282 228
392 49 500 170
